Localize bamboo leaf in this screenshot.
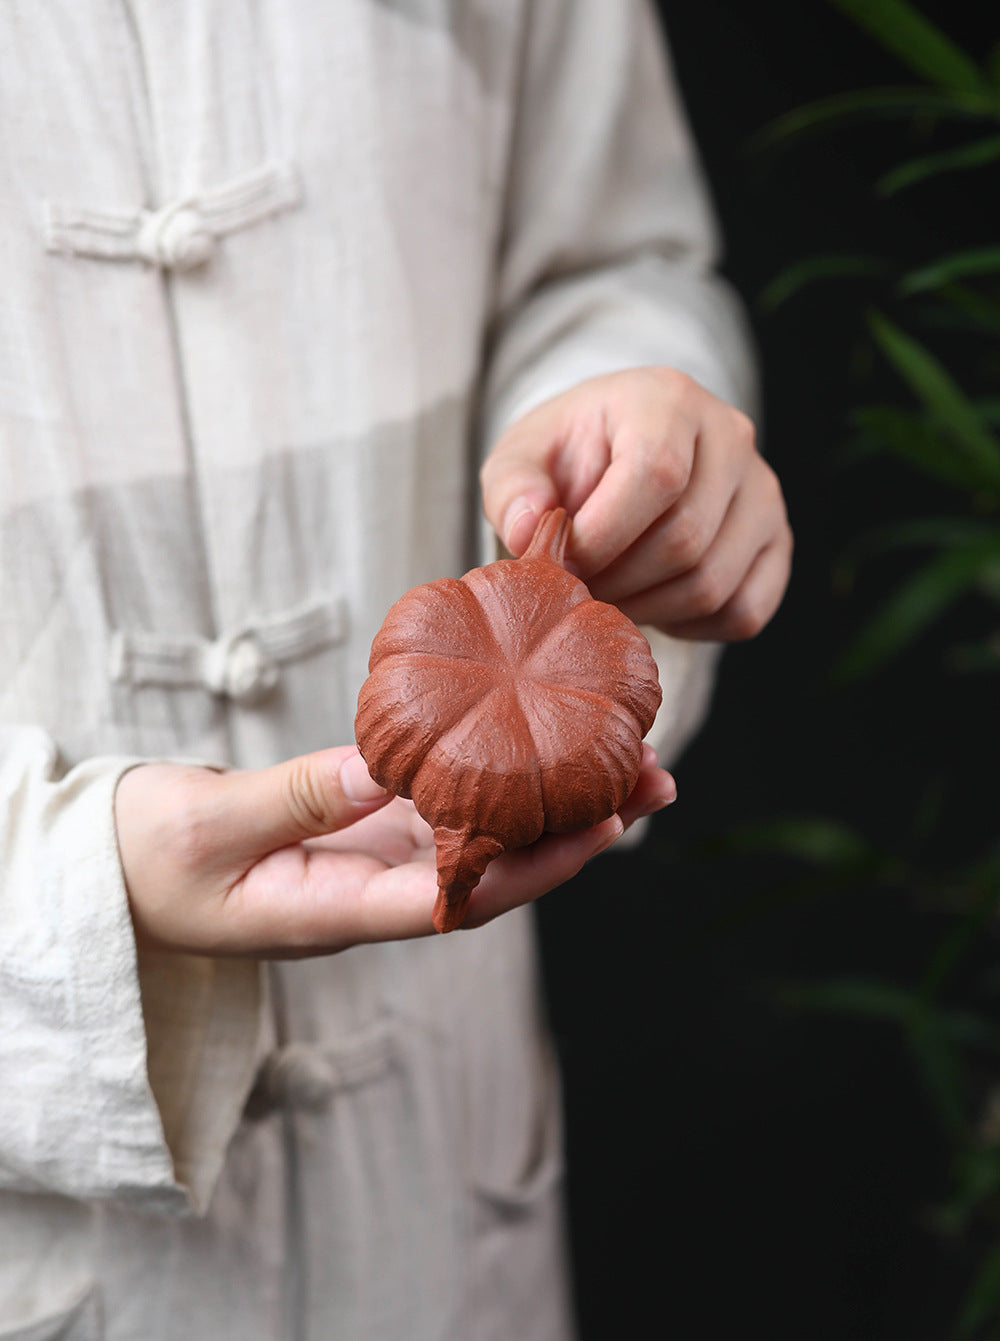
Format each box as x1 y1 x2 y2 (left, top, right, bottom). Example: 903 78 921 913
828 0 989 96
760 254 887 310
979 559 1000 602
778 982 1000 1056
927 283 1000 337
945 634 1000 673
937 1147 1000 1236
907 1012 967 1136
878 133 1000 194
959 838 1000 892
832 540 999 682
954 1235 1000 1338
850 405 1000 491
911 302 1000 338
752 86 992 151
867 310 1000 486
922 884 1000 1004
901 246 1000 294
698 816 877 864
703 868 890 937
775 977 916 1020
835 516 1000 585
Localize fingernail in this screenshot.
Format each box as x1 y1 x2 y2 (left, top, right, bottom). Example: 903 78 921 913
640 792 677 817
502 497 536 551
340 751 388 802
592 815 625 856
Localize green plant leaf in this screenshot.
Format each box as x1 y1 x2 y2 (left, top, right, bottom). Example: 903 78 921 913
702 868 892 938
937 1146 1000 1236
926 283 1000 337
691 816 877 864
834 516 1000 586
774 979 995 1136
954 1235 1000 1338
775 977 916 1020
945 635 1000 673
907 1011 967 1136
832 538 1000 681
877 133 1000 195
978 559 1000 603
901 247 1000 295
989 40 1000 91
778 978 1000 1054
752 86 992 151
867 310 1000 486
828 0 989 96
849 406 1000 491
947 838 1000 897
760 254 887 310
922 884 1000 1004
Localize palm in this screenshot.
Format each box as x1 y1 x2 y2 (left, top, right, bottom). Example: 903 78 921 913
229 790 632 954
227 797 439 955
117 749 673 957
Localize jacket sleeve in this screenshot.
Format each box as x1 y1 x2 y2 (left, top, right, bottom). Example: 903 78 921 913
0 727 262 1215
479 0 758 767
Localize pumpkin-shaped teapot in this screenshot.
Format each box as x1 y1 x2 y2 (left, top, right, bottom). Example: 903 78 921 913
355 509 662 931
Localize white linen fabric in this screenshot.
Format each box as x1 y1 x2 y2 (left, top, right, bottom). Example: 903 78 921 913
0 1 755 1337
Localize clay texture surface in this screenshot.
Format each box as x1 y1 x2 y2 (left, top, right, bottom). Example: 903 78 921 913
355 509 662 931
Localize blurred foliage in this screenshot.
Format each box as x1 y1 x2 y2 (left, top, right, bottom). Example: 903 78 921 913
746 1 1000 1335
761 0 1000 683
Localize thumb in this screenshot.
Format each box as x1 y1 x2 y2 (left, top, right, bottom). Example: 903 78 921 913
480 410 561 557
224 746 392 857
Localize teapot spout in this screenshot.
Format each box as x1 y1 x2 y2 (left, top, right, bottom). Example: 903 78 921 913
431 827 506 932
521 508 571 566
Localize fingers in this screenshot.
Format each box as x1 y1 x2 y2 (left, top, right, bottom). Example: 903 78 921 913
461 814 626 928
614 461 792 636
481 371 689 560
658 535 794 642
222 746 394 858
481 369 761 588
479 401 563 555
616 747 677 829
571 391 760 579
569 383 702 575
588 409 744 603
232 811 628 952
118 741 674 956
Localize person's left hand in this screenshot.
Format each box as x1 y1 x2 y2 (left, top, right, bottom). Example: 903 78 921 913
481 367 793 640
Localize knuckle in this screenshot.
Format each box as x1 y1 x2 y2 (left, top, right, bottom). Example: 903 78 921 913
761 460 784 503
726 597 768 640
730 408 757 452
759 464 790 529
651 366 696 403
666 507 708 571
478 452 500 493
687 566 729 619
646 445 689 497
283 757 338 835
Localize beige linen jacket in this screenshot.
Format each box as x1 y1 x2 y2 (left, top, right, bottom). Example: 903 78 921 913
0 2 755 1338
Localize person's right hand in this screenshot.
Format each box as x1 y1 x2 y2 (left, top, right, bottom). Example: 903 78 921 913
115 744 675 957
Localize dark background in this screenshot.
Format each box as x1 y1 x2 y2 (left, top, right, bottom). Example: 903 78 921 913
535 4 997 1338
